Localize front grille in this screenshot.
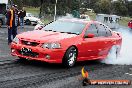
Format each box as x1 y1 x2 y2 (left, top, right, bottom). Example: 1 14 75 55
18 48 39 58
21 40 39 46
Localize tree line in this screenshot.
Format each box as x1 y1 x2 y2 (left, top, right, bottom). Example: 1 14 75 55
13 0 132 16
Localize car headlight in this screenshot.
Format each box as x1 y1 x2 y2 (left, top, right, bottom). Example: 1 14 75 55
13 37 19 44
42 43 61 49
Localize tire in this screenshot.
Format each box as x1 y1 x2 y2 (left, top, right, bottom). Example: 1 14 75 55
63 46 77 68
33 24 37 26
0 20 3 27
25 19 31 25
17 57 27 62
101 45 120 64
108 45 119 59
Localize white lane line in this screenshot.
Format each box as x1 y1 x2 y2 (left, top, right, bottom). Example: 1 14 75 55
125 73 132 76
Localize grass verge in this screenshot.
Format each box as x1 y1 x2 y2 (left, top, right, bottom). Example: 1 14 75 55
25 7 40 16
119 17 131 27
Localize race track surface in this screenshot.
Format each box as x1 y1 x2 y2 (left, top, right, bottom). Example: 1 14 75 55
0 26 132 88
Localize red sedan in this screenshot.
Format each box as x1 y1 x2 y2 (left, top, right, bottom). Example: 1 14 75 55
128 20 132 29
11 19 122 67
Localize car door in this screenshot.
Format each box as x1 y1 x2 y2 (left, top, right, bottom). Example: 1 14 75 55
79 23 102 60
96 23 113 56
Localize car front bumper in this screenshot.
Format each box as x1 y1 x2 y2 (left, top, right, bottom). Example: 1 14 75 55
10 43 65 63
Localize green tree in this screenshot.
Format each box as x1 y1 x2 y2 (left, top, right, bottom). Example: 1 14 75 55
13 0 131 16
13 0 23 9
112 0 128 16
94 0 111 14
125 0 132 16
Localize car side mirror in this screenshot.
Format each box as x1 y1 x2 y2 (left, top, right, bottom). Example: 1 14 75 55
87 33 94 38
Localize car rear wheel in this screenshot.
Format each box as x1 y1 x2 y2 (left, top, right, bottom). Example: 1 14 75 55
63 46 77 68
101 45 120 64
108 45 120 59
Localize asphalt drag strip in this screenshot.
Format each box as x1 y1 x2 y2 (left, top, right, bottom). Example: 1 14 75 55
0 26 132 88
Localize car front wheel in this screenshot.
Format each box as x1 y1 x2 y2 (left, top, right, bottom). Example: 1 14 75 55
63 46 77 68
17 57 27 62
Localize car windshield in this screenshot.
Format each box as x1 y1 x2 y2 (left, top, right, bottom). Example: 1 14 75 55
43 20 86 35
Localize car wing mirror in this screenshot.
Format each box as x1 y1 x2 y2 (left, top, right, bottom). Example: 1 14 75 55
87 33 94 38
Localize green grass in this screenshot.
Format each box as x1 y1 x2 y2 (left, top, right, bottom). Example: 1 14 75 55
25 7 53 24
42 19 53 25
25 7 40 16
119 17 131 27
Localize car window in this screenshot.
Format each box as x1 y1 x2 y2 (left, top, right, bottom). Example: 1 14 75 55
96 23 112 37
96 23 107 37
109 17 113 23
43 20 86 35
104 17 108 22
85 23 98 37
103 25 112 37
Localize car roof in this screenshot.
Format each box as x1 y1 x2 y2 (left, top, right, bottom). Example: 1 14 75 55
58 18 93 24
57 19 110 28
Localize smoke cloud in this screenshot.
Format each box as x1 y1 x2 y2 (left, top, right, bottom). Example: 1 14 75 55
102 27 132 65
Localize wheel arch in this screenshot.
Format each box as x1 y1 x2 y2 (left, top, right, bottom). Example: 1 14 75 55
62 45 78 67
62 45 78 61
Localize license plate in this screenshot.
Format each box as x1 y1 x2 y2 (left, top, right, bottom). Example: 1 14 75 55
21 47 32 53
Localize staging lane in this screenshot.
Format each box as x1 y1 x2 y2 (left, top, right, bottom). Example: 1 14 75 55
0 26 132 88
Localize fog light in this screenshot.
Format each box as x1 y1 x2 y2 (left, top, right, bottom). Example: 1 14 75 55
11 49 15 53
45 55 50 59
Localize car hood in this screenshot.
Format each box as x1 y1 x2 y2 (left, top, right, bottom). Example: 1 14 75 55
17 30 77 43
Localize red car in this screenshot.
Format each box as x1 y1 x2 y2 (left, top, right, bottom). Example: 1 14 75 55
11 19 122 67
128 20 132 29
